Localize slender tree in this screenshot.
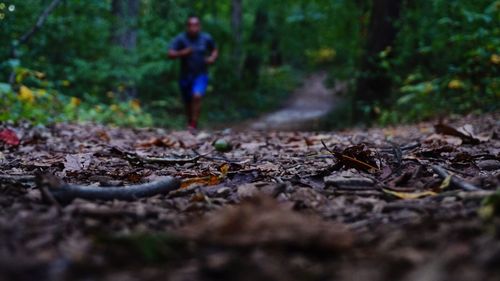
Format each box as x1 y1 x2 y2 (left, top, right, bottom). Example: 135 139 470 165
111 0 139 50
231 0 243 77
242 4 268 88
111 0 140 98
355 0 403 116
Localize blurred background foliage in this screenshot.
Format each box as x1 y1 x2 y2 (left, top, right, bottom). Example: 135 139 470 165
0 0 498 128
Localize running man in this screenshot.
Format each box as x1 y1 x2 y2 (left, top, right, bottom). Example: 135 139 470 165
168 16 218 130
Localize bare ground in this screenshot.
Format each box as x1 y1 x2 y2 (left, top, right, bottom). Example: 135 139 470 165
248 72 345 131
0 112 499 281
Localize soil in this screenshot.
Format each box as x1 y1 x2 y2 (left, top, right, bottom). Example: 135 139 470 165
248 72 346 131
0 113 499 281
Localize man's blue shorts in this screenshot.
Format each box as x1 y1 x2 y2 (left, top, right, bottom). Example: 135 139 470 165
179 74 209 103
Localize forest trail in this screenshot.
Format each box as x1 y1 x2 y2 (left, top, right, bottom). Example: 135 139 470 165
248 72 345 131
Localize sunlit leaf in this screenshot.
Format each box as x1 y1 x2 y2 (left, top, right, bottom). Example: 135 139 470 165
19 85 35 103
382 188 437 199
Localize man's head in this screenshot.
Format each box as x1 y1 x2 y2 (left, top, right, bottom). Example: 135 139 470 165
186 16 201 37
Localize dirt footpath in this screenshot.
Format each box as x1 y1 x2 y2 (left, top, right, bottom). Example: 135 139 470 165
249 72 345 131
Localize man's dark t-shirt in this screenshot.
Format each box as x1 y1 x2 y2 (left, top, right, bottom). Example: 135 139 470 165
169 32 216 78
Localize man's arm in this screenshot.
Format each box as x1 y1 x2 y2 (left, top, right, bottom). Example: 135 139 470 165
205 48 219 64
168 47 192 60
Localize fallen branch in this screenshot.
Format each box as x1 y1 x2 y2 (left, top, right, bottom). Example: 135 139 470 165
378 142 420 153
133 154 204 165
111 146 206 165
36 174 180 203
431 165 481 191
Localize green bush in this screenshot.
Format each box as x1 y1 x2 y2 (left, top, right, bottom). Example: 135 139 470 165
0 67 153 127
378 0 499 124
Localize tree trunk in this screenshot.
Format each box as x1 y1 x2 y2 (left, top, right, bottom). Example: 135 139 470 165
355 0 403 115
111 0 139 50
111 0 139 99
231 0 243 77
242 5 268 88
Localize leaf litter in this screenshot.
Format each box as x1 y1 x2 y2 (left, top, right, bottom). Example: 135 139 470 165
0 113 499 281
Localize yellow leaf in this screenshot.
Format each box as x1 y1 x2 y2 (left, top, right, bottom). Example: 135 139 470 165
130 99 141 112
34 71 45 79
219 163 230 177
70 97 81 107
439 175 452 190
180 163 230 189
448 79 464 90
382 188 437 200
18 85 35 103
491 54 500 65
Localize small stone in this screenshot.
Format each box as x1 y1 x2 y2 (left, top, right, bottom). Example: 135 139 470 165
237 184 259 199
477 160 500 171
260 183 286 197
216 187 231 197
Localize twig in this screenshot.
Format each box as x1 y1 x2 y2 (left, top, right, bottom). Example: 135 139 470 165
37 174 180 203
378 142 420 153
431 165 481 191
0 174 36 183
9 0 63 83
320 140 336 155
11 0 62 56
388 141 403 168
121 149 207 165
137 154 204 164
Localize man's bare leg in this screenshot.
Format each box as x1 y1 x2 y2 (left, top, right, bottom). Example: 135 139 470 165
190 95 202 128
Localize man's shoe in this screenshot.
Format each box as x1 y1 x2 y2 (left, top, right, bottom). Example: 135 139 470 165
187 122 197 133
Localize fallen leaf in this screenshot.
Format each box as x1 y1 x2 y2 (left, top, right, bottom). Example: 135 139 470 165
64 154 92 172
434 123 482 144
439 175 452 190
426 133 462 146
0 129 20 146
382 188 437 199
181 163 230 189
138 137 176 148
322 142 379 172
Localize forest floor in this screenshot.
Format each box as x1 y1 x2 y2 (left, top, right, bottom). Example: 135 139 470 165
246 71 346 131
0 112 499 281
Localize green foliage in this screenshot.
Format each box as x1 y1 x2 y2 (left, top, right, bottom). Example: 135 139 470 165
377 0 500 124
0 66 152 126
1 0 497 128
0 0 321 128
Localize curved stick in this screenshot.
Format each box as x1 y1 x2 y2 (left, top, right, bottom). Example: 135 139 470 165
431 165 480 191
38 175 181 203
